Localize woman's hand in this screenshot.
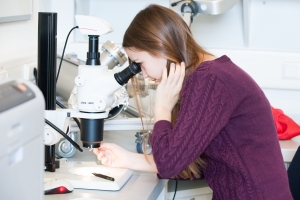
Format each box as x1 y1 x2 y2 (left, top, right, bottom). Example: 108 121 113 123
93 142 130 168
93 142 158 173
154 62 185 122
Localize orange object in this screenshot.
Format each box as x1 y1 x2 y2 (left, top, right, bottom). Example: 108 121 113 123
272 107 300 140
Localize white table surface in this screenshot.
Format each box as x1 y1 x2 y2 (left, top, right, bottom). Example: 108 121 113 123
44 130 300 200
44 170 166 200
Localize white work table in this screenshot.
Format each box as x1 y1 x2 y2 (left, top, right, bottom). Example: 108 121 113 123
44 130 167 200
44 166 166 200
44 130 300 200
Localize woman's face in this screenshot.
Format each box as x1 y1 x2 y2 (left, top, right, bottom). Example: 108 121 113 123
124 48 167 82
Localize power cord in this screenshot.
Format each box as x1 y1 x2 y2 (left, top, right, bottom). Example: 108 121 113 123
45 118 83 152
54 26 82 131
56 26 78 83
173 180 178 200
171 0 185 6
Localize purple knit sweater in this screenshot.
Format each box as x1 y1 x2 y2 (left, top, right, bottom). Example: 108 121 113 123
150 56 292 199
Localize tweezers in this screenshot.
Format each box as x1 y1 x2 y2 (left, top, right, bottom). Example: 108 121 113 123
92 172 115 182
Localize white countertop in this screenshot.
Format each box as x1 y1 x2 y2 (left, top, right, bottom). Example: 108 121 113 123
43 130 300 200
44 170 166 200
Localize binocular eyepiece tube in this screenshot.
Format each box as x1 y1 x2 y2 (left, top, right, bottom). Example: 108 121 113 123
114 62 141 86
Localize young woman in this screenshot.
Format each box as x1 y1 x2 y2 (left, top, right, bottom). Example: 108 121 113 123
93 4 292 199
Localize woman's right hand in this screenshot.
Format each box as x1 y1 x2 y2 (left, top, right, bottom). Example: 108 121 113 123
93 142 130 168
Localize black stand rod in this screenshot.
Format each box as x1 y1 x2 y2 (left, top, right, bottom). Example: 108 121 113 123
37 12 57 172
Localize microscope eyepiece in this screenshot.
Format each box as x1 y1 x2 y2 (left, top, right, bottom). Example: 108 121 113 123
114 62 141 85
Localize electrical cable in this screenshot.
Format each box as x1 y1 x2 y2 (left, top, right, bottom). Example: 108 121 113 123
173 180 178 200
56 99 66 109
73 117 81 130
56 26 78 83
54 26 82 132
45 118 83 152
33 67 37 84
171 0 185 7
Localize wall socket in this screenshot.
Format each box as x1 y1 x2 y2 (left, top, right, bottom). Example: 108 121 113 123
0 70 8 80
282 63 300 80
23 63 36 81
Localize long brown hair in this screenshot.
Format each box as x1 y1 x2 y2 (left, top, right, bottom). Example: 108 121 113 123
123 4 212 180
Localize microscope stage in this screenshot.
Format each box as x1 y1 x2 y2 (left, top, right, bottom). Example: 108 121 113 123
44 164 133 191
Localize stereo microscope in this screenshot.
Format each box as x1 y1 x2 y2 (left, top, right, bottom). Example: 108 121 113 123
41 14 141 171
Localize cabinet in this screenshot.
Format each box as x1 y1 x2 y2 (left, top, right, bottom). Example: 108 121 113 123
167 179 213 200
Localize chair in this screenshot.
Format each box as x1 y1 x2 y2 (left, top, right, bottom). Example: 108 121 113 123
287 146 300 199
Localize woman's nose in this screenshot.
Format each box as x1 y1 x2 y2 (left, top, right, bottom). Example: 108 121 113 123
141 69 148 79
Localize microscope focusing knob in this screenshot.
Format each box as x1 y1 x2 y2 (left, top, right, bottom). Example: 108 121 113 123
75 76 86 87
94 99 106 111
44 126 63 145
200 3 207 11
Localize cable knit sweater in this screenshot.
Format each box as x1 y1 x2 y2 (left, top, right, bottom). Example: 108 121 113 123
150 55 292 199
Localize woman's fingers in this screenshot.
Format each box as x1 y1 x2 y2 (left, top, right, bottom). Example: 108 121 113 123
160 62 185 86
173 63 182 86
97 150 103 160
168 62 185 88
97 150 109 166
167 63 176 86
160 65 168 85
93 148 100 155
102 157 108 165
176 62 185 89
92 142 128 168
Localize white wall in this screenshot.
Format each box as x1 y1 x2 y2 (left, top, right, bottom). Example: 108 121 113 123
74 0 300 52
39 0 75 47
0 0 40 81
172 0 300 52
74 0 169 44
0 0 75 80
0 0 75 61
0 0 299 120
1 0 298 69
0 0 38 60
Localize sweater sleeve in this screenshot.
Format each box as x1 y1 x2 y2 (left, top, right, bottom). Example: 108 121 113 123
150 70 233 178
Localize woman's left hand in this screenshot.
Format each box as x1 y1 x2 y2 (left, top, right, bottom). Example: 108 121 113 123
154 62 185 122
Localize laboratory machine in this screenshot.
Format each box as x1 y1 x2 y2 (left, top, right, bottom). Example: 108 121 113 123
0 79 45 199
